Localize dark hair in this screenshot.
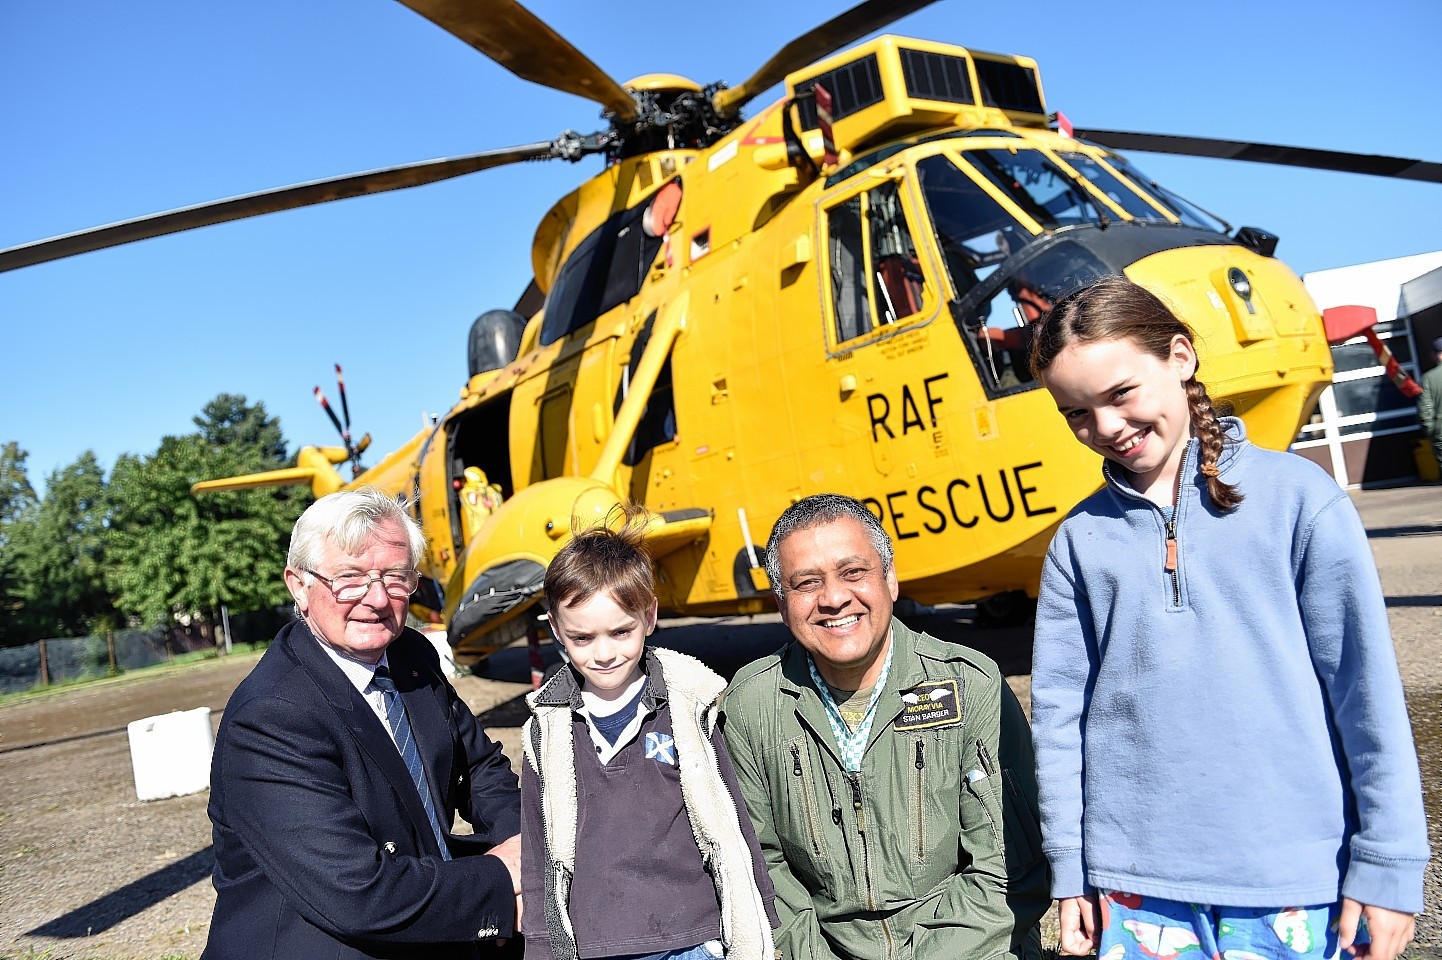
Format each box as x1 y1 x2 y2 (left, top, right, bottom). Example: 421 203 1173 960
764 494 894 600
1029 276 1243 510
544 503 656 616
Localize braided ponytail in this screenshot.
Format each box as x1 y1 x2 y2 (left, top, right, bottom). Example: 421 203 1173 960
1185 379 1243 510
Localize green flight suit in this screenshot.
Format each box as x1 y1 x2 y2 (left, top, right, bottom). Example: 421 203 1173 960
1419 363 1442 471
722 618 1049 960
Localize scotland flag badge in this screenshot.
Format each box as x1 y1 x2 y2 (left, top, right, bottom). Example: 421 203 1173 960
645 731 676 765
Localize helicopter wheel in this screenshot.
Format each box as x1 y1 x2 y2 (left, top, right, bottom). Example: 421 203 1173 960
974 590 1036 629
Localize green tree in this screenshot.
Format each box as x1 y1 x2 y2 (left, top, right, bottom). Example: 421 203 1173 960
9 451 114 638
107 396 307 633
0 441 37 522
0 442 40 644
195 393 288 465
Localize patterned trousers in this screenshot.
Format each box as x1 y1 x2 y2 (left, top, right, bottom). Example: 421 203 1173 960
1097 889 1369 960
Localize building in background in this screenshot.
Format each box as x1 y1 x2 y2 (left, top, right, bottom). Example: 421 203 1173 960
1295 252 1442 487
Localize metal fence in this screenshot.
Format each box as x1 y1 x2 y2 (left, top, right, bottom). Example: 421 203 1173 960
0 608 287 695
1 630 172 694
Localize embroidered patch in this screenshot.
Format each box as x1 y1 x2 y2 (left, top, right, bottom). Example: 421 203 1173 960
644 731 676 764
893 678 962 730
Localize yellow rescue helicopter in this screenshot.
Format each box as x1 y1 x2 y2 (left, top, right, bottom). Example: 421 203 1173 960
5 0 1439 664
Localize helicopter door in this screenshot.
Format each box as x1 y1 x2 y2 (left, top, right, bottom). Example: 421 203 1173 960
811 173 944 491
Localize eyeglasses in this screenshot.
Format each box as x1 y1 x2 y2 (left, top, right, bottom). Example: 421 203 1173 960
306 569 418 602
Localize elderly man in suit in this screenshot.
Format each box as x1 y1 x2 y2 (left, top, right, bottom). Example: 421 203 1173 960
204 487 522 960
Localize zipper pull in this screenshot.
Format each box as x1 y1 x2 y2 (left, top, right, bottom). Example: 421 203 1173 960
915 740 925 770
1164 518 1178 573
976 739 996 777
847 772 866 833
790 744 803 777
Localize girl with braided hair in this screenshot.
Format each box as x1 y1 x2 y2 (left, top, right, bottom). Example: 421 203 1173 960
1025 276 1427 960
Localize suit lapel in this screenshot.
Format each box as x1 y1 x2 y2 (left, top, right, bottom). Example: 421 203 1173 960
282 621 443 846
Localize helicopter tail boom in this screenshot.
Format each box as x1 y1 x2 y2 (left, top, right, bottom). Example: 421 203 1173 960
189 445 353 498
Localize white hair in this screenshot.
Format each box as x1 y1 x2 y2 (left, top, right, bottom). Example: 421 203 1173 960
287 487 426 574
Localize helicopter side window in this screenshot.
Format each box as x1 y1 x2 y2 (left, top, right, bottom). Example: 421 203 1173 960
868 181 927 325
542 227 611 346
828 196 871 341
614 310 678 467
1056 151 1172 222
541 201 666 347
826 182 930 345
600 203 665 316
915 153 1033 300
964 148 1110 229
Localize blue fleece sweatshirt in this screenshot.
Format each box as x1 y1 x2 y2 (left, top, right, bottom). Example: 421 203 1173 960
1032 418 1429 912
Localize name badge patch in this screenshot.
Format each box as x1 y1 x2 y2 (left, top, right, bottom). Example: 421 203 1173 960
893 678 962 730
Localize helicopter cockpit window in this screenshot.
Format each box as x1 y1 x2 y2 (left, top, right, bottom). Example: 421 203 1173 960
1056 152 1171 222
1103 154 1229 233
964 148 1111 230
915 154 1033 300
956 240 1111 395
825 181 930 344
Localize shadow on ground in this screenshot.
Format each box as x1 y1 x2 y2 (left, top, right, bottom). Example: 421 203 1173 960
28 846 215 938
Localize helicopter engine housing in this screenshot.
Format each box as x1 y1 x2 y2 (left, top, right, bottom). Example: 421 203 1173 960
467 308 527 379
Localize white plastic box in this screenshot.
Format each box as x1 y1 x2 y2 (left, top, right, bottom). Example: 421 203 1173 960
422 628 460 678
126 706 214 801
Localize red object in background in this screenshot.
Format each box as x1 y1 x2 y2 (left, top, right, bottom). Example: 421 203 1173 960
814 83 838 167
1322 305 1422 399
1322 304 1378 344
527 620 546 690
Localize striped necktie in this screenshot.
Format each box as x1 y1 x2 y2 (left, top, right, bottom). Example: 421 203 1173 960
370 666 452 860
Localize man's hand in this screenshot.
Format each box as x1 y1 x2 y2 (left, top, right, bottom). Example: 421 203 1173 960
1058 893 1099 956
1339 898 1414 960
483 835 522 947
485 834 522 892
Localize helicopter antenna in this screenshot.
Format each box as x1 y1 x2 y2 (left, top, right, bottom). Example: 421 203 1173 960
314 383 363 478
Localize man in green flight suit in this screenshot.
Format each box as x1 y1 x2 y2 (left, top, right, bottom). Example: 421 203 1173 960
1419 336 1442 477
723 494 1049 960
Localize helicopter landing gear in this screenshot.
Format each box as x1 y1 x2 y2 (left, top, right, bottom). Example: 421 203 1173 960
975 590 1035 629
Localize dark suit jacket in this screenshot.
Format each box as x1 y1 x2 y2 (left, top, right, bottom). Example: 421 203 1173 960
203 620 522 960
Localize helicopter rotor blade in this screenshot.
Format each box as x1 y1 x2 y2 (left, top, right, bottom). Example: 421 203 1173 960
712 0 941 117
1075 130 1442 184
314 387 350 449
310 383 351 458
397 0 638 121
0 141 558 274
334 364 353 441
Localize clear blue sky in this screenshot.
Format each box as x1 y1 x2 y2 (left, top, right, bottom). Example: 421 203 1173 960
3 0 1440 493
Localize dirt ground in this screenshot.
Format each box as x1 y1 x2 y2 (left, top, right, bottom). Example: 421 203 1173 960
2 485 1439 960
